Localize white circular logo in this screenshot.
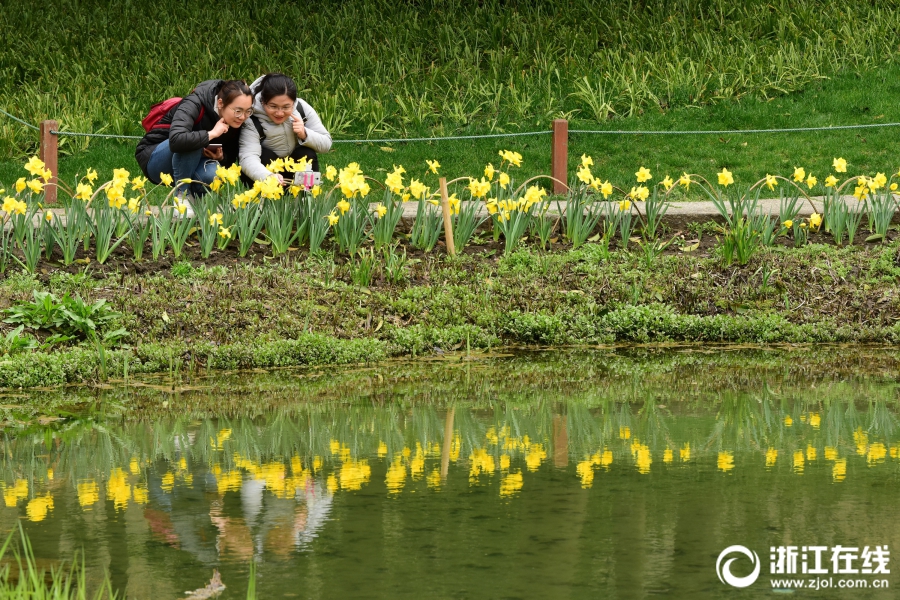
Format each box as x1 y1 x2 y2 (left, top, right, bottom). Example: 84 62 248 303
716 545 761 588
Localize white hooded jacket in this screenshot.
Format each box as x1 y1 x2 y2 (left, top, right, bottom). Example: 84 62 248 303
239 76 333 182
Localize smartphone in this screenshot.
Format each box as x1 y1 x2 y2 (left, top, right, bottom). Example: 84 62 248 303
207 143 222 151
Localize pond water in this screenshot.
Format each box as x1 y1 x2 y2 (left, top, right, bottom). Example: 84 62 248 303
1 347 899 599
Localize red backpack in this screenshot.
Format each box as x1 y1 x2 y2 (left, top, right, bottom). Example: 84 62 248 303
141 97 206 132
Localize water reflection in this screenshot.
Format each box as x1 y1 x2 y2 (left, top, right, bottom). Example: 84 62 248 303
0 347 898 598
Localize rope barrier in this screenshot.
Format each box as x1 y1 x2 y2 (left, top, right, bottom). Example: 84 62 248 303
0 109 40 131
569 122 900 135
50 130 142 140
6 106 900 141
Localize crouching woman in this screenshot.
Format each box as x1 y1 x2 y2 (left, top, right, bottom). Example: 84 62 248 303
136 79 252 197
239 73 332 186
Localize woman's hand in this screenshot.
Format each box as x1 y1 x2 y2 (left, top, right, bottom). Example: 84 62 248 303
292 118 307 142
275 174 286 186
209 118 230 140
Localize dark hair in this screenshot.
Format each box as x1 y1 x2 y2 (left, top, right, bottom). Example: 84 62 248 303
252 73 297 105
218 80 252 107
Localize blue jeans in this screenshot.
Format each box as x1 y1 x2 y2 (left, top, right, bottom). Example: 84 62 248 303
146 139 219 196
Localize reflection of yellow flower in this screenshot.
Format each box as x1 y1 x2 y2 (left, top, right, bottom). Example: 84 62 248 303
26 494 54 522
3 479 28 507
832 458 847 482
663 448 673 463
766 448 778 467
386 458 406 494
793 450 805 474
576 460 594 487
632 442 652 474
680 443 691 462
499 471 524 496
784 415 793 427
717 451 734 472
77 480 99 508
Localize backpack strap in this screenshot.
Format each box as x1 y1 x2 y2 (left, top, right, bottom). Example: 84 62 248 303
249 115 266 142
295 99 307 123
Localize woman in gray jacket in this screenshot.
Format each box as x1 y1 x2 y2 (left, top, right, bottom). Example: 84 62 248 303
239 73 332 186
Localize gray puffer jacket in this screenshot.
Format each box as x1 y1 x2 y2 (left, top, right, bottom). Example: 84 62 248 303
239 76 332 182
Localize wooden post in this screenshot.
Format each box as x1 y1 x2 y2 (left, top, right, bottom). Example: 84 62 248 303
438 177 456 257
39 120 58 204
551 119 568 195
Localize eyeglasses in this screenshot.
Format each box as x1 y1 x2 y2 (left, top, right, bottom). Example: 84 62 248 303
265 103 294 115
229 107 253 118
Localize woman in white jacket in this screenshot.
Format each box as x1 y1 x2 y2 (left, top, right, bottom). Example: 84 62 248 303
239 73 332 185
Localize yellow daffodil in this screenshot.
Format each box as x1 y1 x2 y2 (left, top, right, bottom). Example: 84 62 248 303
580 154 593 167
24 156 46 177
892 183 898 191
75 183 92 201
809 212 822 230
854 184 868 200
635 166 652 182
484 163 495 181
41 168 52 181
619 199 632 212
498 172 510 189
679 173 691 189
385 167 404 194
765 174 778 190
108 194 126 210
806 175 817 189
783 219 793 229
327 212 339 225
833 157 847 173
311 185 322 198
468 177 491 198
289 184 302 197
44 210 53 222
159 173 173 186
718 168 734 187
113 168 130 183
426 159 440 174
824 175 838 188
576 165 593 184
661 175 674 191
485 198 498 214
599 180 613 198
175 201 188 216
130 176 147 191
26 179 45 194
629 185 649 201
127 198 140 214
15 178 26 194
499 150 523 167
84 168 98 184
267 158 285 173
375 203 388 218
448 193 460 215
873 172 888 190
218 226 231 240
209 178 223 193
793 167 806 182
337 199 351 214
325 165 338 181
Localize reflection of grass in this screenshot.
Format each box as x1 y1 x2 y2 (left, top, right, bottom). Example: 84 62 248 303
0 524 116 599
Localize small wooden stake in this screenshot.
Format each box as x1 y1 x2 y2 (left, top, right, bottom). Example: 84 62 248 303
551 118 568 195
39 120 58 204
441 407 455 479
439 177 456 257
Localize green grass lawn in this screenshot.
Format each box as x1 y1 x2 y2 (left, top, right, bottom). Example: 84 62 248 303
3 64 900 196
